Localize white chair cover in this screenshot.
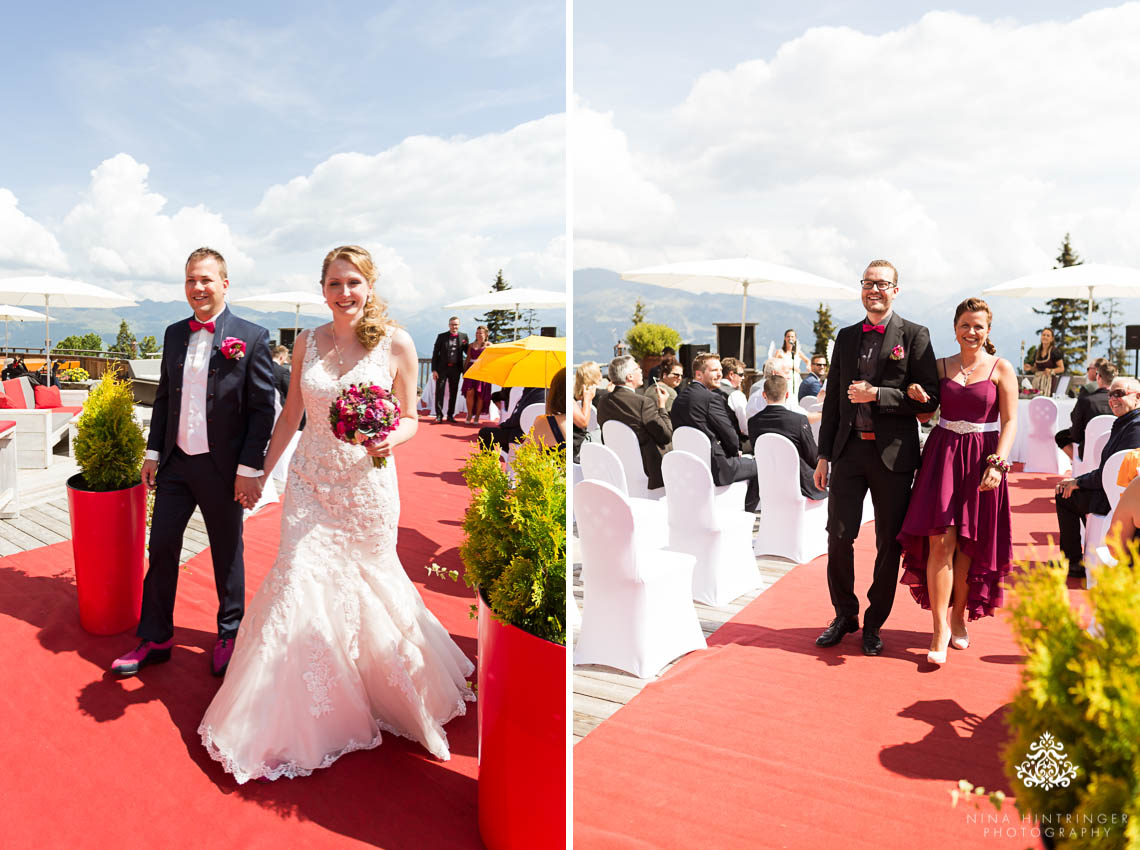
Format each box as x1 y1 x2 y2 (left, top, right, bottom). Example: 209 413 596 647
672 425 749 509
661 451 759 605
601 419 664 500
573 480 706 678
752 433 829 563
1083 449 1131 575
1023 396 1070 474
799 396 822 414
580 442 668 545
1072 414 1115 477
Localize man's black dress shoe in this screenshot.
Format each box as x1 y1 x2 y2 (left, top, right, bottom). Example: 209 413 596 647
815 615 859 647
862 627 884 656
447 416 457 423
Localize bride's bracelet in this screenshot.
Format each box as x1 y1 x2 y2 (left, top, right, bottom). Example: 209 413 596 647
986 454 1011 475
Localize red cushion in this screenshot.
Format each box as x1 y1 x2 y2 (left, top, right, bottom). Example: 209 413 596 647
0 395 13 409
0 420 15 435
1 378 27 409
34 385 63 409
58 406 84 416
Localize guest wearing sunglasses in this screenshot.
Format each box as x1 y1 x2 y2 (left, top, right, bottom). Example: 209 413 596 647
1055 376 1140 579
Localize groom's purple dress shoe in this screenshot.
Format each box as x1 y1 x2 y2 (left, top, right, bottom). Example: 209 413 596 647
212 637 236 677
111 639 174 676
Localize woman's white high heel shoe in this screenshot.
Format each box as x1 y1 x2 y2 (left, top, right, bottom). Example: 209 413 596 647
926 647 947 664
950 627 970 651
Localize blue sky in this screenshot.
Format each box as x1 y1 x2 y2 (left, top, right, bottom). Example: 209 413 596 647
0 0 565 307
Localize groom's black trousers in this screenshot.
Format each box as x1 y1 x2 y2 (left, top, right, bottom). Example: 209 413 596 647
138 448 245 643
824 435 915 631
435 365 462 419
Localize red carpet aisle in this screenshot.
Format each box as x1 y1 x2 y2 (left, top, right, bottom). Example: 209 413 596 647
0 422 485 850
574 470 1084 848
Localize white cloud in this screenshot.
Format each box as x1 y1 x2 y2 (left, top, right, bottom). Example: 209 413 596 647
60 153 252 289
0 189 69 273
576 7 1140 291
250 114 566 310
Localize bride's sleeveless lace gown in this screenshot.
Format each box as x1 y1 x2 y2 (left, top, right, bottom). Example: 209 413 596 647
199 329 475 784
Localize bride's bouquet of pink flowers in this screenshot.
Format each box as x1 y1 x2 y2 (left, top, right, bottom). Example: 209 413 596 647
329 383 401 468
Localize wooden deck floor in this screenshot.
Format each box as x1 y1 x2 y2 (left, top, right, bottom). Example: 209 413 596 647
0 454 209 565
571 519 801 743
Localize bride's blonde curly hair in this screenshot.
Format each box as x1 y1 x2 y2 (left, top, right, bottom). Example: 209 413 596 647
321 245 394 350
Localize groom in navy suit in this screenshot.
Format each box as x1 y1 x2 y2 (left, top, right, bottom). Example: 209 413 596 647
112 247 276 678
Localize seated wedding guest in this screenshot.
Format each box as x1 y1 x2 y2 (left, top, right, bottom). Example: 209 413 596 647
1 357 21 381
798 354 828 401
1055 359 1114 460
1055 376 1140 579
531 367 567 449
645 346 675 385
597 354 672 489
746 357 814 421
748 373 827 500
718 356 749 436
641 354 681 413
478 384 546 452
572 361 608 463
672 352 758 511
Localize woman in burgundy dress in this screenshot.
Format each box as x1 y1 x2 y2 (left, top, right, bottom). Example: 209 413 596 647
461 325 492 424
898 298 1019 665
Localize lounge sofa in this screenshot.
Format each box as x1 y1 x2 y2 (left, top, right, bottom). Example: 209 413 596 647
0 377 86 469
126 359 161 405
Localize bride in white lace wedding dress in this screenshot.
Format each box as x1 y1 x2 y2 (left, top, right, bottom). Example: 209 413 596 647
199 246 475 784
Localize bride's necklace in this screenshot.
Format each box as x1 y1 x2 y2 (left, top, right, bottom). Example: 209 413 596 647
330 329 357 372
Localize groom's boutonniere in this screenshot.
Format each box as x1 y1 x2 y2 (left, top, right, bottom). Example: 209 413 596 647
221 337 245 360
890 344 905 361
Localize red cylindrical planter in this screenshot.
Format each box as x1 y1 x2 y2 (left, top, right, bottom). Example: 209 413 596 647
66 475 146 635
477 591 566 850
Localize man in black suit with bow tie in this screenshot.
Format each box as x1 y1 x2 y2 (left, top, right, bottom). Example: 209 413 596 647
812 260 939 655
431 316 469 423
112 247 276 678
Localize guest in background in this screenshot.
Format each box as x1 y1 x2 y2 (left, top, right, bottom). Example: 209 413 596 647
597 355 672 489
1024 327 1064 396
530 367 567 449
1055 359 1115 461
271 345 291 405
746 357 814 422
1 357 19 381
642 354 682 413
672 352 758 511
798 354 827 401
430 316 468 423
645 346 675 385
718 356 749 436
774 329 812 397
1055 376 1140 579
461 324 492 425
572 361 607 463
747 373 826 500
477 384 545 452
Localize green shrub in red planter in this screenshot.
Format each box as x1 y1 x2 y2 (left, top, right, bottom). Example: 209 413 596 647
460 439 566 850
67 367 147 634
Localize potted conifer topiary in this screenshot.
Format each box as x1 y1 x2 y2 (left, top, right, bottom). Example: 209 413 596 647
460 439 566 850
66 366 147 635
1000 550 1140 849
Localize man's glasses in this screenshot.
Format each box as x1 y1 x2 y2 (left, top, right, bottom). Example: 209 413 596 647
860 279 896 291
1109 389 1137 398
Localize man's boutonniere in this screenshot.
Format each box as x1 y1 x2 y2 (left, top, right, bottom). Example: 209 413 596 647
221 337 245 360
890 344 905 361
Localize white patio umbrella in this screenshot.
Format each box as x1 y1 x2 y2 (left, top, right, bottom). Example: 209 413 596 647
982 264 1140 361
621 258 860 360
0 276 138 372
444 287 566 340
230 290 331 343
0 304 46 353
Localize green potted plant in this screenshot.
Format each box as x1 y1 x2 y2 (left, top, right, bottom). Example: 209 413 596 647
625 322 681 377
999 550 1140 849
460 439 566 850
66 366 147 635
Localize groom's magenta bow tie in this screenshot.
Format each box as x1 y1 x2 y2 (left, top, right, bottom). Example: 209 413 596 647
862 323 886 334
189 319 216 333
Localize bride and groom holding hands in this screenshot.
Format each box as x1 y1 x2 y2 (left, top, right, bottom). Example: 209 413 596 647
110 245 474 783
812 260 1019 665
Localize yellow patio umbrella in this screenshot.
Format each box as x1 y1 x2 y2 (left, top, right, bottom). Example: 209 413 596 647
462 335 565 388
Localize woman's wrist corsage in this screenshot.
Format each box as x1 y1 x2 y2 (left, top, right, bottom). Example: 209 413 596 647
985 454 1011 475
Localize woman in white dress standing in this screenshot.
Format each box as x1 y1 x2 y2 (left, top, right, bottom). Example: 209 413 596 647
773 329 812 397
199 245 475 783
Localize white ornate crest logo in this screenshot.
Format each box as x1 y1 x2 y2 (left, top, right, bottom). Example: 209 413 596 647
1015 732 1078 790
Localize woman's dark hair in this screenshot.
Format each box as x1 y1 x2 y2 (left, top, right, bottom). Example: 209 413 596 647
547 367 566 416
953 297 996 355
782 329 797 355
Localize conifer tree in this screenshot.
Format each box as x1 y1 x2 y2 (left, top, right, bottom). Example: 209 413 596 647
476 270 515 343
1032 234 1099 370
812 302 836 358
